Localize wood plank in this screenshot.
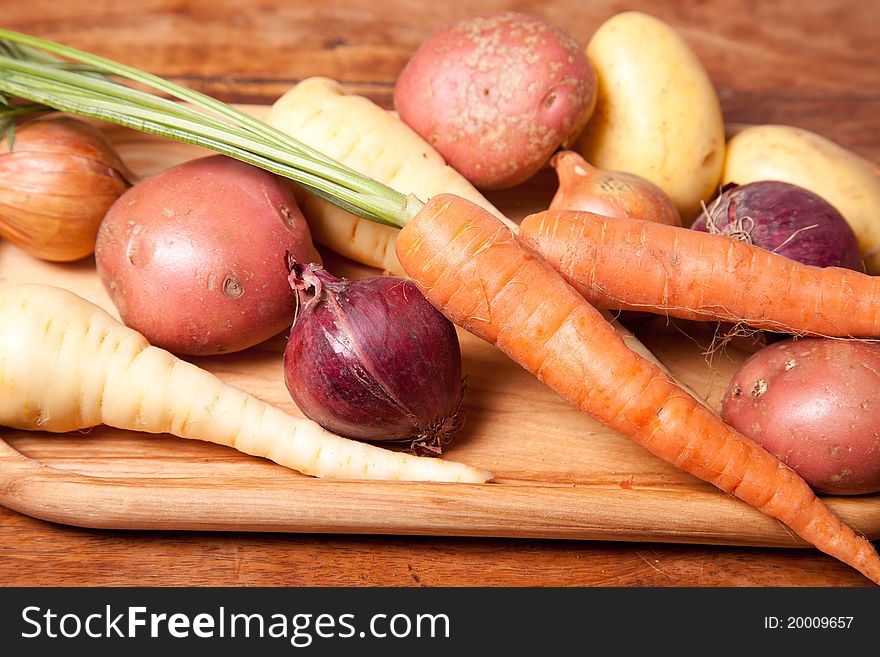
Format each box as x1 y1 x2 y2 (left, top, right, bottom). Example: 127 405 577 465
1 504 869 586
3 435 879 548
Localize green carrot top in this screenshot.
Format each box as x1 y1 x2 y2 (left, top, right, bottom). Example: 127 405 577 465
0 29 421 228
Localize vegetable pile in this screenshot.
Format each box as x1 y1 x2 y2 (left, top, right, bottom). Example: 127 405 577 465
1 10 880 584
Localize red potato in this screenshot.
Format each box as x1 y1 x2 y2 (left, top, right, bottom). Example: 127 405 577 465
394 12 597 190
721 338 880 495
95 155 320 356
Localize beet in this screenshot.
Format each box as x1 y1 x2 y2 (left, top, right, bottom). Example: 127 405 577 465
691 181 862 270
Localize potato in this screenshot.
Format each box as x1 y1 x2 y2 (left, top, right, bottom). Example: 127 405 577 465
721 338 880 495
394 12 597 190
723 124 880 274
575 12 725 220
95 155 320 356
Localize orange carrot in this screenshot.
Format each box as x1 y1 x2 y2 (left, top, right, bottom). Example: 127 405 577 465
396 193 880 584
518 209 880 337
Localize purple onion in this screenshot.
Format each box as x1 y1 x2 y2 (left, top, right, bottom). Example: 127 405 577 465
691 180 862 270
283 260 464 455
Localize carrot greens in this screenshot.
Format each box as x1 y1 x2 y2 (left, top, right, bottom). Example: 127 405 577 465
0 28 419 228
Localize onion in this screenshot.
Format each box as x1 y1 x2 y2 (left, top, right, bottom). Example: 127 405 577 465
549 150 681 226
283 261 464 455
0 116 134 261
691 180 862 270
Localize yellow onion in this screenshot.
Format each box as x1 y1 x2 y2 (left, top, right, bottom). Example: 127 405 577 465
549 150 682 226
0 116 134 261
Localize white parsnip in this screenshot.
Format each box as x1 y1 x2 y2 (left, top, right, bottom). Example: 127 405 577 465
0 284 492 483
266 77 514 276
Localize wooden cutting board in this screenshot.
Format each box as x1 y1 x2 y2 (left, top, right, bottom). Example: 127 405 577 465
1 108 878 548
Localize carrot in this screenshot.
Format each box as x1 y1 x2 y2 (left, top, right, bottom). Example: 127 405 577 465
0 283 492 484
518 209 880 337
262 78 677 385
396 193 880 584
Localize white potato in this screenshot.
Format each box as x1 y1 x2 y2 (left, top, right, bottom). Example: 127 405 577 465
575 12 725 221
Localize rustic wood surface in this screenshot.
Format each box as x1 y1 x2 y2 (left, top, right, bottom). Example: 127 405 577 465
2 0 879 587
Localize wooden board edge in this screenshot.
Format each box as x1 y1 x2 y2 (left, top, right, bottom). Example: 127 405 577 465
3 437 878 549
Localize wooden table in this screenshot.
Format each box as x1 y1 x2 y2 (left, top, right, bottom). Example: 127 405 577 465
1 0 878 587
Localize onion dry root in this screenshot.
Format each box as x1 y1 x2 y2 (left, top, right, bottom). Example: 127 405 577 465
691 180 862 270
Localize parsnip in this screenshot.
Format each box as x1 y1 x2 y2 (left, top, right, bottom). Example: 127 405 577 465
266 77 514 276
0 284 492 483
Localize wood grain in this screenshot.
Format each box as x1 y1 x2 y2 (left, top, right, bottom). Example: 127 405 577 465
4 428 879 548
4 0 878 159
1 0 878 587
1 504 870 586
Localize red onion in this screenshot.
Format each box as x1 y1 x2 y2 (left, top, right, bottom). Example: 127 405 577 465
691 180 862 270
283 261 464 455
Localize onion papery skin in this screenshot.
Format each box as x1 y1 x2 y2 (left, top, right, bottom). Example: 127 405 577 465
549 150 681 227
